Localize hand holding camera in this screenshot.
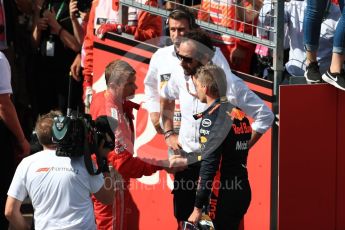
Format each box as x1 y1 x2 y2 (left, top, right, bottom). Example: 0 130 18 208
69 0 78 19
36 17 49 31
42 8 61 34
70 0 93 18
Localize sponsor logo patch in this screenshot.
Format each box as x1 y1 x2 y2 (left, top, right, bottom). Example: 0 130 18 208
36 167 50 172
200 128 210 135
202 119 212 127
232 122 252 134
235 140 249 150
96 18 108 25
160 74 171 89
200 136 208 144
227 108 246 121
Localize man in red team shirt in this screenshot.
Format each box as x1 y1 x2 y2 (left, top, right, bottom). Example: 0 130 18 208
90 59 183 230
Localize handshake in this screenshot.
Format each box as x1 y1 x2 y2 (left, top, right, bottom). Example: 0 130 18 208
163 154 189 174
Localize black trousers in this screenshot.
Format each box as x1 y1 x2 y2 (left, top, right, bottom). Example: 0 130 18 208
212 178 251 230
173 164 200 222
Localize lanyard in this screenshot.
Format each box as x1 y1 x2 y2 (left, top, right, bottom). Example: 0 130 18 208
48 1 66 21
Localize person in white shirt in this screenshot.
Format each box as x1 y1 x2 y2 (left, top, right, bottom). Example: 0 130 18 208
4 110 116 230
144 9 274 221
0 51 30 228
144 7 200 134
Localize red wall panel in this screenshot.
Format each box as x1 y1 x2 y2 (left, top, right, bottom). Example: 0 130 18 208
279 84 345 230
336 90 345 229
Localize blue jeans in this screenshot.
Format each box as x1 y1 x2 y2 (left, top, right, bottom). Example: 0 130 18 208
304 0 345 54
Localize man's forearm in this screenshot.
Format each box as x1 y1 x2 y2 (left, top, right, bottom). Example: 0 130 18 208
249 130 263 149
71 18 85 45
150 112 164 134
7 211 29 230
5 197 30 230
57 26 81 52
0 96 26 143
161 97 175 132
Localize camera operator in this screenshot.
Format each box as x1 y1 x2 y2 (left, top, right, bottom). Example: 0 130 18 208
4 110 116 230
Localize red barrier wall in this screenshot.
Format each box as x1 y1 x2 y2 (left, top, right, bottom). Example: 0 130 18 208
92 33 273 229
279 84 345 230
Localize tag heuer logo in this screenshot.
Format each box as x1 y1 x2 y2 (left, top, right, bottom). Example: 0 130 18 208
202 119 212 127
160 73 171 82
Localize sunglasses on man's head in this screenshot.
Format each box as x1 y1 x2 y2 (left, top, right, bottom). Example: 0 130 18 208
176 52 194 63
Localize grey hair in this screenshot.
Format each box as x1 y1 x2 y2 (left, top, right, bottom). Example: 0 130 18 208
105 60 136 86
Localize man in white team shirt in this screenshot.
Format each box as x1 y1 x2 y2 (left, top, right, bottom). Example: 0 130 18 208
5 111 116 230
144 7 273 137
144 7 201 134
145 7 274 223
160 29 274 224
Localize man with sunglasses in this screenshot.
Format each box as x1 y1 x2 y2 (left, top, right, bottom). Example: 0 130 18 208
160 29 273 226
144 8 273 225
144 7 229 135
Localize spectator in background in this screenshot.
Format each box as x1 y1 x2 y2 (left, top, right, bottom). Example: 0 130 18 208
0 51 30 228
253 0 276 80
198 0 263 73
32 0 82 116
1 0 35 138
69 0 91 83
284 0 340 81
304 0 345 91
5 110 116 230
82 0 162 111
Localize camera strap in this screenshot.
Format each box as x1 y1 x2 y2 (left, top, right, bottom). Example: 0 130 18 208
48 0 66 21
83 123 101 175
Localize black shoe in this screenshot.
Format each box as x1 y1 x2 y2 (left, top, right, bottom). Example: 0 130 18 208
322 69 345 91
304 62 322 83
